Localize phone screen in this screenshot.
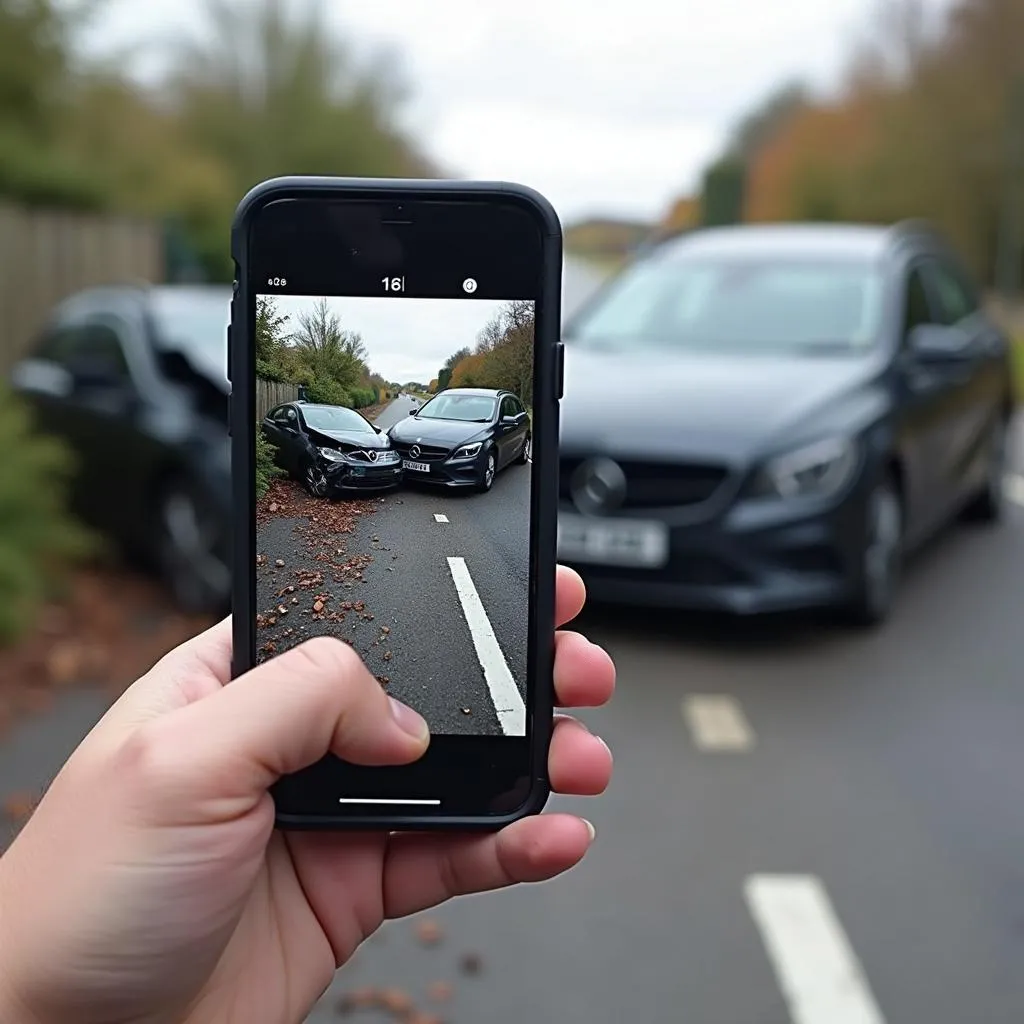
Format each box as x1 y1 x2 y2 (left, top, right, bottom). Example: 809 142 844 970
238 192 556 822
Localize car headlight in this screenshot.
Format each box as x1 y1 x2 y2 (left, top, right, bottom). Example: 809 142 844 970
378 450 399 463
453 442 482 459
751 437 860 500
317 447 349 462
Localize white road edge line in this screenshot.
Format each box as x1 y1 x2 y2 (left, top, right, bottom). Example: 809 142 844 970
446 556 525 735
433 513 449 523
745 875 886 1024
682 694 755 751
1005 473 1024 507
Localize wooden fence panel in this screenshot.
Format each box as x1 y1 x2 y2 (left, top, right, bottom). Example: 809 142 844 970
0 203 164 372
256 378 300 420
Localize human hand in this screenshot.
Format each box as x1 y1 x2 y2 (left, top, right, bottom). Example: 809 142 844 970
0 566 614 1024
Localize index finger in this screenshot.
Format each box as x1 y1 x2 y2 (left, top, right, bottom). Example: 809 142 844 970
555 565 586 627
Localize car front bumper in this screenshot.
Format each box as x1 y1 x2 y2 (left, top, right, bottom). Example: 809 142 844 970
321 459 403 494
558 487 870 615
400 452 482 487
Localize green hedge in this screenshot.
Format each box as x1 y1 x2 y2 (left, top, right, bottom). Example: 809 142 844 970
0 386 93 644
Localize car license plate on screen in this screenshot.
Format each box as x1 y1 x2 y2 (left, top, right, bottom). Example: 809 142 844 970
557 514 669 568
403 460 430 472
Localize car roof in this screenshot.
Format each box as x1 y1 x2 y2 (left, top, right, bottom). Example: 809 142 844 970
293 403 364 412
651 222 914 263
436 387 504 397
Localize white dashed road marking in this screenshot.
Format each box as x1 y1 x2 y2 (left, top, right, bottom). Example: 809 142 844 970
1005 473 1024 507
433 513 449 523
683 694 755 751
745 875 886 1024
446 556 525 735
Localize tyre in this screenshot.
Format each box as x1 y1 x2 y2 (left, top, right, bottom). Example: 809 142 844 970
476 449 496 493
516 432 532 465
961 416 1007 524
302 460 329 498
842 474 903 628
156 477 231 614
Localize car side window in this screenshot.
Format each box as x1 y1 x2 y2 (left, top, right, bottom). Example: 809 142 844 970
903 265 936 339
510 397 525 416
926 260 979 325
34 324 88 363
284 406 299 426
80 323 132 379
500 396 516 419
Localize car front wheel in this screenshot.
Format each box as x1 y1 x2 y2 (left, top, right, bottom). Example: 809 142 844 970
476 449 496 493
156 477 231 614
843 475 903 628
303 460 330 498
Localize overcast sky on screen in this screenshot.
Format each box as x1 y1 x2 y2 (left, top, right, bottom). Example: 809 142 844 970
81 0 954 224
263 293 514 384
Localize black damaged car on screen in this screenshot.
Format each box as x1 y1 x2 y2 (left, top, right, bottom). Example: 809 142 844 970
261 402 402 497
387 387 531 493
557 221 1015 627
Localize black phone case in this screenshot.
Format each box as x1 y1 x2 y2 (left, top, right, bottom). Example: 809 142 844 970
229 176 563 831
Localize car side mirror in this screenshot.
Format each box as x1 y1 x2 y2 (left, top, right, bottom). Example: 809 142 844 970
908 323 971 362
373 425 382 433
501 415 517 426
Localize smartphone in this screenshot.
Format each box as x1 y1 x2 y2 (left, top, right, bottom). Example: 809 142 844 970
229 177 564 830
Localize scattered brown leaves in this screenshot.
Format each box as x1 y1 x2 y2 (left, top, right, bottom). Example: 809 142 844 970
0 566 213 729
415 918 444 947
459 952 483 976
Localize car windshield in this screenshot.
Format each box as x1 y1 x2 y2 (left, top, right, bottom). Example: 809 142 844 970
417 393 497 422
302 406 373 432
149 288 232 380
564 252 884 355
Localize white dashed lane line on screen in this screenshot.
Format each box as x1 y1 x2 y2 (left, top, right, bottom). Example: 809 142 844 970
446 556 525 736
434 513 449 523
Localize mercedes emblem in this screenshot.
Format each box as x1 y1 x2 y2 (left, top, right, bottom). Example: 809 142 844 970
570 458 627 515
366 450 378 463
409 444 421 459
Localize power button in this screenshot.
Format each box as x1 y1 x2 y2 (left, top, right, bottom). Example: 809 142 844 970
226 325 232 382
553 342 565 400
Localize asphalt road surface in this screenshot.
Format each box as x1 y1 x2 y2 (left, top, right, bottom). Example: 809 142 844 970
255 393 531 736
3 262 1024 1023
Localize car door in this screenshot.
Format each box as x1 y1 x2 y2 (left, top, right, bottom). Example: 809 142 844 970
509 395 530 458
894 259 966 539
13 314 145 533
261 405 292 468
922 256 1007 505
495 396 520 467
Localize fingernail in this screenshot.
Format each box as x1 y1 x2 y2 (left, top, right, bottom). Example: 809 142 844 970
582 819 596 842
389 696 429 741
596 735 611 755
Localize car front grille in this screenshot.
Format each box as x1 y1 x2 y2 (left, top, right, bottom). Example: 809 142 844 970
391 441 451 462
559 457 729 511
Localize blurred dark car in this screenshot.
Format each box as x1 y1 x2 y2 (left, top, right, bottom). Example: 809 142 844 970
9 284 232 614
261 401 402 496
387 387 531 492
557 222 1016 626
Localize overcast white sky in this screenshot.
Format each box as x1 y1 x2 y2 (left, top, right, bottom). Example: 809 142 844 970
77 0 943 224
265 293 513 384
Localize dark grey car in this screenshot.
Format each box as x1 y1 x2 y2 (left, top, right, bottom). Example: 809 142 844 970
9 284 233 614
557 222 1015 626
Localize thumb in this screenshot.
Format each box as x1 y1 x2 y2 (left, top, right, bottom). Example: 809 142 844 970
118 636 429 821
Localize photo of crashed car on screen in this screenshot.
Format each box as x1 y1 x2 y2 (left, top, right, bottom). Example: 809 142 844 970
260 386 531 497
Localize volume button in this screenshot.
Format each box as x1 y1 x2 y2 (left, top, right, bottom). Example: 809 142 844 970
553 342 565 400
226 325 233 382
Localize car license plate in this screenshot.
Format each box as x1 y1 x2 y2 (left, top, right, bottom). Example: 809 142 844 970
557 513 669 568
403 460 430 472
